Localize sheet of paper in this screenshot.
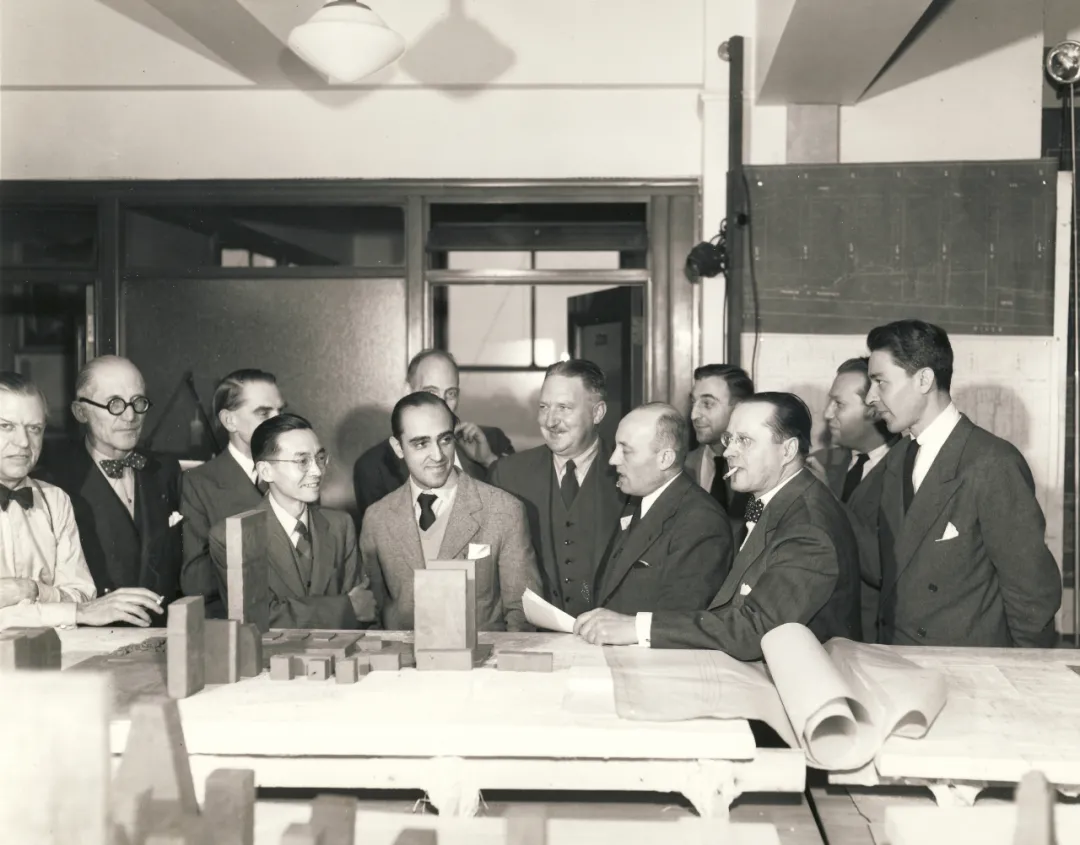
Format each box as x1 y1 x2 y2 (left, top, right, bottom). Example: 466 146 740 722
522 588 576 634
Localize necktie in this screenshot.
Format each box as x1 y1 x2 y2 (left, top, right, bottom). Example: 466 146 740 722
902 440 920 512
744 496 764 524
0 485 34 512
100 452 147 479
417 492 438 531
840 453 870 503
709 455 730 509
627 502 641 532
294 520 313 589
560 459 580 507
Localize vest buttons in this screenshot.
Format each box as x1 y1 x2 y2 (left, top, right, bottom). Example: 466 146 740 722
563 558 574 566
566 520 574 527
928 583 938 592
917 627 927 638
563 577 571 584
563 539 572 546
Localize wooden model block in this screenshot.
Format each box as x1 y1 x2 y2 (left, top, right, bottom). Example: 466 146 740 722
395 645 416 668
204 619 241 684
354 638 388 653
506 806 548 845
306 655 333 680
334 657 365 684
392 830 437 845
369 652 401 672
428 559 478 649
281 823 324 845
0 672 111 845
270 654 297 681
310 794 357 845
238 623 262 677
225 508 270 633
262 631 284 643
1013 770 1055 845
310 632 336 642
167 596 205 699
304 633 362 660
284 631 311 641
203 769 255 845
497 651 554 673
0 627 61 670
414 568 468 651
416 643 493 672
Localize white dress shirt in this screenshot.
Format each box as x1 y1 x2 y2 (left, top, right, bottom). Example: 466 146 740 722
639 472 682 519
910 403 961 493
635 468 805 648
267 492 310 549
87 440 136 519
849 440 892 482
228 442 258 484
0 478 97 629
408 473 460 527
552 437 602 488
697 444 725 492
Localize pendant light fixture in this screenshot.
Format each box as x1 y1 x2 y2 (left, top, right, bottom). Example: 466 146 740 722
287 1 406 83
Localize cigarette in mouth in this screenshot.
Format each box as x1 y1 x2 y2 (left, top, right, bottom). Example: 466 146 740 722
723 467 738 479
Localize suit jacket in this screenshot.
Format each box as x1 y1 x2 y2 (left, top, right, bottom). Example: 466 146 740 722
876 415 1061 648
353 425 513 526
360 472 541 632
595 473 732 614
179 450 263 618
36 441 183 623
488 440 626 606
209 497 362 630
651 469 861 660
684 445 751 528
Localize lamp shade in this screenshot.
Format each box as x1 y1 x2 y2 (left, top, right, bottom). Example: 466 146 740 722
288 1 406 83
1046 40 1080 86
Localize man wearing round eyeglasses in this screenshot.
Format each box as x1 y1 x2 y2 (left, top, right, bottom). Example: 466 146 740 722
576 392 860 660
208 413 376 629
38 356 182 621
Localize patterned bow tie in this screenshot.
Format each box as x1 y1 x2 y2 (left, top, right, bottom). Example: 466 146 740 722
744 496 764 523
0 484 34 511
100 452 147 479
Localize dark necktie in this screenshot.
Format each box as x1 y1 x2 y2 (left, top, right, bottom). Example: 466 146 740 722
0 485 34 512
560 459 580 507
709 455 730 509
294 520 313 589
744 496 764 524
100 452 147 480
840 453 870 503
417 492 438 531
902 440 920 512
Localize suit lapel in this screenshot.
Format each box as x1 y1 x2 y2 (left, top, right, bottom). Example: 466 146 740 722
264 502 307 596
438 474 483 559
825 447 851 498
133 456 166 587
83 453 137 529
307 507 337 595
216 449 259 493
388 483 426 571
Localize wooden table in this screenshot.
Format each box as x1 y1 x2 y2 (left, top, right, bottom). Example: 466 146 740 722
60 629 805 819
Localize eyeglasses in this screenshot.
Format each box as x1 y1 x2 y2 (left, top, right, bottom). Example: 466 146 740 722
718 431 755 451
262 452 330 474
77 396 153 416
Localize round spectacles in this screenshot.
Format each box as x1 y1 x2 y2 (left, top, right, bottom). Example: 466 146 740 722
718 431 754 450
263 452 330 474
78 396 153 416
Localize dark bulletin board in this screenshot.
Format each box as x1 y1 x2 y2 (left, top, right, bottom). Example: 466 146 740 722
739 160 1058 336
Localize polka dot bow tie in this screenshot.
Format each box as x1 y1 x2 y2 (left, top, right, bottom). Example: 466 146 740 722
744 496 764 523
100 452 147 479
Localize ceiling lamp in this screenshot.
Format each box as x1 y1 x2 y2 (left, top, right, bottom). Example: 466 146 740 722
1046 40 1080 86
288 1 406 83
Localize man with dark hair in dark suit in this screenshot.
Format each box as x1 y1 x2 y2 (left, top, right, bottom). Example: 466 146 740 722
209 413 376 629
180 368 286 618
866 320 1061 647
591 402 732 615
352 349 513 525
576 392 860 660
489 359 626 615
37 356 182 623
813 356 899 641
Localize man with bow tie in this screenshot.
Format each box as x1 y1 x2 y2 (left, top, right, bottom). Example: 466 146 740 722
37 356 182 623
1 371 164 628
576 392 860 660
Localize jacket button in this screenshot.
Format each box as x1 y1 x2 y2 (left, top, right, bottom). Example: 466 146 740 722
917 627 927 638
566 520 574 527
563 577 571 584
928 583 938 592
564 559 574 566
563 539 573 546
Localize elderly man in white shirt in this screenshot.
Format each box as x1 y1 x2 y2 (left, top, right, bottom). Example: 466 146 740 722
0 371 163 629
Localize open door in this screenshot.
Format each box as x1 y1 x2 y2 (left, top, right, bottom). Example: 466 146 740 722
567 286 645 444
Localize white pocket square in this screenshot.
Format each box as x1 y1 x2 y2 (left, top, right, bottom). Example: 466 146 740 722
168 511 184 528
620 515 633 530
636 560 651 568
467 543 490 559
739 582 752 596
937 522 959 542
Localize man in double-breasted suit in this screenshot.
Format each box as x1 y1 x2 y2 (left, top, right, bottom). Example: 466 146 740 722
361 392 540 631
180 369 286 617
38 356 182 620
208 414 375 630
576 393 861 660
593 403 732 614
866 320 1061 647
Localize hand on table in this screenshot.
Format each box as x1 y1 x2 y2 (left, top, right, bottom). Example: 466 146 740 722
0 577 39 608
573 608 638 646
348 574 378 623
455 421 496 468
76 588 163 627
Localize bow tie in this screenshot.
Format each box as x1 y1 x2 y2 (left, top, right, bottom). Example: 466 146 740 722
0 484 34 512
744 496 764 523
100 452 147 479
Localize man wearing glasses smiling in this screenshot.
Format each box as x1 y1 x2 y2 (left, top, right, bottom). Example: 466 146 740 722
209 413 375 629
38 356 182 621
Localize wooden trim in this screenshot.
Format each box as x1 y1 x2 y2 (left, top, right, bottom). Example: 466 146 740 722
648 196 671 403
120 266 404 281
97 198 121 357
406 195 427 361
427 269 649 285
667 194 697 415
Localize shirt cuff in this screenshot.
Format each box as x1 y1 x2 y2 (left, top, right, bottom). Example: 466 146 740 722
635 612 652 648
37 600 79 629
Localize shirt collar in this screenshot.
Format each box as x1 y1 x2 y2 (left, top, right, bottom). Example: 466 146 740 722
227 442 257 480
914 402 961 449
551 436 601 475
639 472 682 519
86 438 132 468
755 467 804 511
267 490 308 536
409 467 460 502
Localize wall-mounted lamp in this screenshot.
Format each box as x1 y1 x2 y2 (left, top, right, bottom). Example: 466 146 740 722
288 1 406 83
1046 40 1080 86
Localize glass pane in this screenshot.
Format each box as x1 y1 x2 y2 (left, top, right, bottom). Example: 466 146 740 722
123 205 405 270
446 251 531 270
446 285 532 366
534 251 620 270
534 284 622 366
1 206 97 267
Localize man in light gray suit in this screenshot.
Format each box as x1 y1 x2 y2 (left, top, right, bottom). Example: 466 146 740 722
360 392 541 632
